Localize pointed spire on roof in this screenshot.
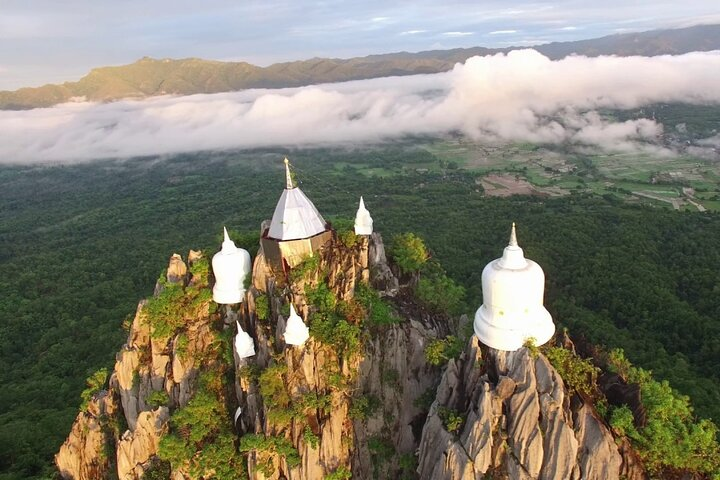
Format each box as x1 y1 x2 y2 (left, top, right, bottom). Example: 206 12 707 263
221 226 237 253
284 157 294 189
509 222 518 247
359 196 366 210
499 222 527 269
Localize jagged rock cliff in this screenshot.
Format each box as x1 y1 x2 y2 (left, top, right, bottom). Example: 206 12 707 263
416 337 648 480
55 228 650 480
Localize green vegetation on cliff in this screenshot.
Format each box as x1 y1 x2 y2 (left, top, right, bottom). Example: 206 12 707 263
604 348 720 476
1 146 720 478
150 260 246 479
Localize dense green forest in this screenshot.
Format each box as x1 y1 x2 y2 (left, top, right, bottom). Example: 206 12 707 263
1 145 719 479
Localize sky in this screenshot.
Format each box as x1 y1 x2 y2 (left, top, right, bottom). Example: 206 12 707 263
3 49 719 164
1 0 720 90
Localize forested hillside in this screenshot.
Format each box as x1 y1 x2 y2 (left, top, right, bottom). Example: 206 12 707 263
1 146 719 479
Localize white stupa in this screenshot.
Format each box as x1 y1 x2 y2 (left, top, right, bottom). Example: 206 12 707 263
354 196 373 235
234 321 256 358
473 223 555 351
268 159 327 241
283 304 310 346
212 227 252 304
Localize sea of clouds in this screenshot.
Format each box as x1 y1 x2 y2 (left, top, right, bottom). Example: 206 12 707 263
1 49 720 164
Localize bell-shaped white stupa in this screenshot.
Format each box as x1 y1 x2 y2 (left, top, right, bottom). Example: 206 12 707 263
212 227 252 304
354 196 373 235
234 321 256 358
473 223 555 351
283 304 310 346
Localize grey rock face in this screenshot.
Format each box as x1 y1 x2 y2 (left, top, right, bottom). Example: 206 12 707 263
369 232 399 297
417 342 634 480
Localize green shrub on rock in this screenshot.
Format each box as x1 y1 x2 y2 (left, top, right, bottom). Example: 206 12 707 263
79 368 108 411
389 233 428 274
544 346 598 397
239 434 300 476
425 336 463 366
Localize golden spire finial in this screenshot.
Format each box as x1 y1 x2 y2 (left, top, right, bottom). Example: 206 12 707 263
284 157 294 189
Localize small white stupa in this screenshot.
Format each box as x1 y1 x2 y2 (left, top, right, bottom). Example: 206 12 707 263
212 227 252 304
473 223 555 351
234 321 255 358
354 196 373 235
283 304 310 346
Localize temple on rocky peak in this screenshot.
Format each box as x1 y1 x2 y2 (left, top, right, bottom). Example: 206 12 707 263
283 304 310 346
212 227 252 304
261 158 333 272
268 158 327 241
354 196 373 235
473 223 555 351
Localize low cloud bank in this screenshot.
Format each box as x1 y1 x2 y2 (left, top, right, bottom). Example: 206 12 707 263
1 49 719 164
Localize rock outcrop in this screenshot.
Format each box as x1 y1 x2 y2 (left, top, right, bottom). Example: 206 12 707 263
416 336 646 480
116 408 170 479
230 233 448 479
56 230 650 480
55 391 118 480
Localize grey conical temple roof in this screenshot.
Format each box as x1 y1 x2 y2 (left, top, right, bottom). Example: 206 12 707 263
268 158 327 241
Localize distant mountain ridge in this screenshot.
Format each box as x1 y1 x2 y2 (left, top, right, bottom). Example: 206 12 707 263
2 24 719 110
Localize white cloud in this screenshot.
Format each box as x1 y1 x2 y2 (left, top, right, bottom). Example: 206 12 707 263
2 49 720 164
400 30 426 35
442 31 474 37
489 30 518 35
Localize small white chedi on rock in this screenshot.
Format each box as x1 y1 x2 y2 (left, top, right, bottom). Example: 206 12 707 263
212 227 252 304
473 223 555 351
284 304 310 346
354 196 373 235
234 321 255 358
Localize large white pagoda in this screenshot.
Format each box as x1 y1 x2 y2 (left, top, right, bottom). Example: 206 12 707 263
473 223 555 351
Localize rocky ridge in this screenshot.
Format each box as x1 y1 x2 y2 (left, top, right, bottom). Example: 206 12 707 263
56 228 650 479
4 24 720 110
